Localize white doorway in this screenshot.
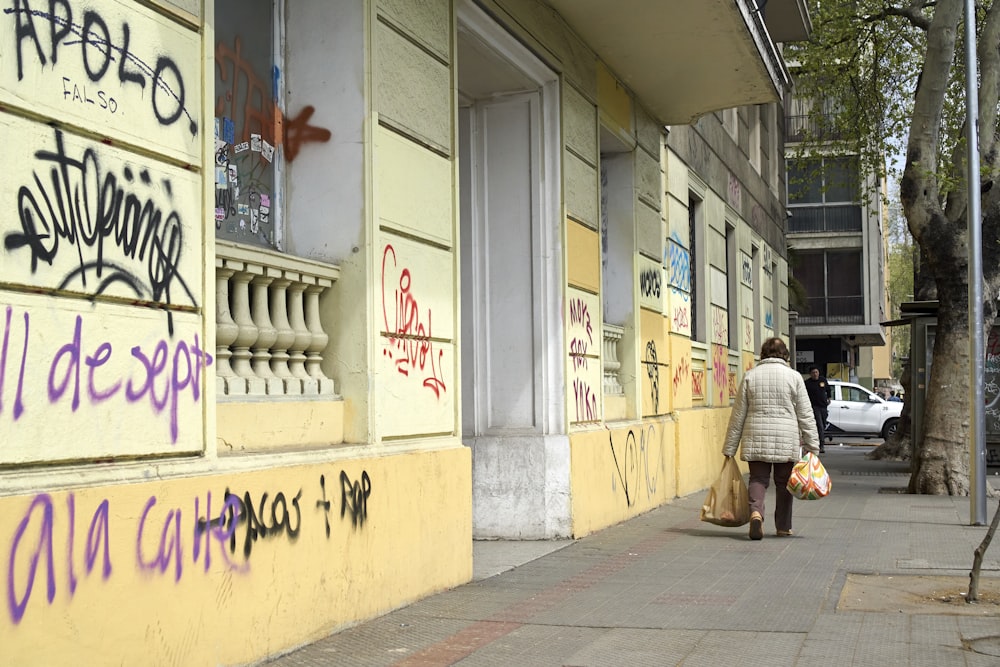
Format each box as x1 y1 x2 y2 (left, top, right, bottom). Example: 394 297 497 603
457 1 567 538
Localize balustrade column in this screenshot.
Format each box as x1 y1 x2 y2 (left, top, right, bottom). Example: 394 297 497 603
286 279 316 395
250 269 282 394
230 265 266 395
304 281 334 394
269 276 299 395
603 325 625 395
215 261 241 395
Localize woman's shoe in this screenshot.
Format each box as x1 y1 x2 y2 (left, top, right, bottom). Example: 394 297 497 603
776 530 793 537
749 512 764 540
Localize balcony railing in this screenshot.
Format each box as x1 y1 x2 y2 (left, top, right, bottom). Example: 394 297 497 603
216 241 340 397
788 205 863 233
602 324 625 395
785 114 843 142
797 296 865 325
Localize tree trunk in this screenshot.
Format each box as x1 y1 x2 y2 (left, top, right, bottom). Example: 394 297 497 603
908 293 971 494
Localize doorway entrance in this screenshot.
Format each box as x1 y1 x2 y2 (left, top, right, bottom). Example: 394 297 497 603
456 1 567 538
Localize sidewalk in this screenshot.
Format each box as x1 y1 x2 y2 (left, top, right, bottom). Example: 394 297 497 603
263 446 1000 666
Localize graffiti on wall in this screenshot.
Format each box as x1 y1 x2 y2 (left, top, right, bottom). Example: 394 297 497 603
712 344 728 405
568 296 597 421
691 369 705 399
671 354 690 398
669 288 690 336
213 34 332 245
3 128 199 329
0 308 212 444
5 1 199 136
6 470 372 624
711 307 728 346
643 340 659 414
666 234 691 292
639 267 661 300
380 244 447 398
608 426 662 507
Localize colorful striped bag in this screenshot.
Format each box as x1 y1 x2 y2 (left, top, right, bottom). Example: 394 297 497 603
786 452 831 500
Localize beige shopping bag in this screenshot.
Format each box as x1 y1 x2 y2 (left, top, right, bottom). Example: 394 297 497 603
700 456 750 527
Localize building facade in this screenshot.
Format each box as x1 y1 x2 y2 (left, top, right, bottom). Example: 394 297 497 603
784 90 890 386
0 1 807 663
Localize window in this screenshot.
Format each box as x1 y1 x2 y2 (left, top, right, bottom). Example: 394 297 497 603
214 0 284 249
726 223 738 349
689 193 705 342
787 156 862 233
795 250 863 325
785 90 844 141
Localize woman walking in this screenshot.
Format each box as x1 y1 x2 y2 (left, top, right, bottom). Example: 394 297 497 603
722 337 820 540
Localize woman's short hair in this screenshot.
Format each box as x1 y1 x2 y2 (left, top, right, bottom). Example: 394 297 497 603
760 337 789 361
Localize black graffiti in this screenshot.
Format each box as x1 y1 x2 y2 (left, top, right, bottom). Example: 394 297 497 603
224 488 302 559
4 129 196 333
340 471 371 529
639 268 661 299
215 186 237 218
609 426 660 508
609 430 639 507
7 0 197 135
316 474 333 537
644 340 659 413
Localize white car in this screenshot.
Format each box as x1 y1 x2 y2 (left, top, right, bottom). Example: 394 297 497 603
824 380 903 441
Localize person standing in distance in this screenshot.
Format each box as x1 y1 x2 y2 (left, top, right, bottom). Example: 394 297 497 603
804 365 832 453
722 337 821 540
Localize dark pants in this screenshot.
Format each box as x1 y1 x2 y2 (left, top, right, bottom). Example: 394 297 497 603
748 460 795 533
812 406 827 443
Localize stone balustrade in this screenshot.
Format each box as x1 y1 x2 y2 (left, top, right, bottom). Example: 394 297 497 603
216 241 340 397
603 324 625 395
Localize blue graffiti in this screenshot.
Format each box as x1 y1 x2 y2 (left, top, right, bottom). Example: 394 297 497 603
667 235 691 292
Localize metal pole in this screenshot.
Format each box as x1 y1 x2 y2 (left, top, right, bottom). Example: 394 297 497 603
964 0 987 525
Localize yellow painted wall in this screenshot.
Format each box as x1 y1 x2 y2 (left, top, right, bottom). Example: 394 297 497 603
673 406 733 497
639 309 668 416
567 220 600 292
217 399 344 451
2 445 471 666
597 62 633 136
570 419 676 537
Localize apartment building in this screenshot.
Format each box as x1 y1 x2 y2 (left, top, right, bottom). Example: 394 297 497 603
784 90 890 386
0 1 808 663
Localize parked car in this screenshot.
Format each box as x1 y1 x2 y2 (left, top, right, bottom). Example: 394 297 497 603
825 380 903 441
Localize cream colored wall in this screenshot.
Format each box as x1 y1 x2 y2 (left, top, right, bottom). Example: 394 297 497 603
0 1 210 461
373 0 458 440
3 446 471 666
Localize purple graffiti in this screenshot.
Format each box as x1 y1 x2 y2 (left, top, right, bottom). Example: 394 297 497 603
7 493 111 624
0 307 213 443
0 306 28 420
136 496 183 582
192 492 244 573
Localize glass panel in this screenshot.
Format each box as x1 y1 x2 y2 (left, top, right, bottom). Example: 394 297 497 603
826 251 861 297
794 251 825 302
788 158 822 203
214 0 280 248
824 156 859 203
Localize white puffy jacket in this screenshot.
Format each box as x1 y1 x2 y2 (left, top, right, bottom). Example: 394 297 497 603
722 358 821 462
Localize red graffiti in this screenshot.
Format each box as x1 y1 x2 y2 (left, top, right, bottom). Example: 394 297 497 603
673 305 690 332
712 345 728 404
672 355 690 395
573 378 597 421
728 371 737 399
215 36 331 161
381 245 447 398
691 370 705 398
569 338 589 370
